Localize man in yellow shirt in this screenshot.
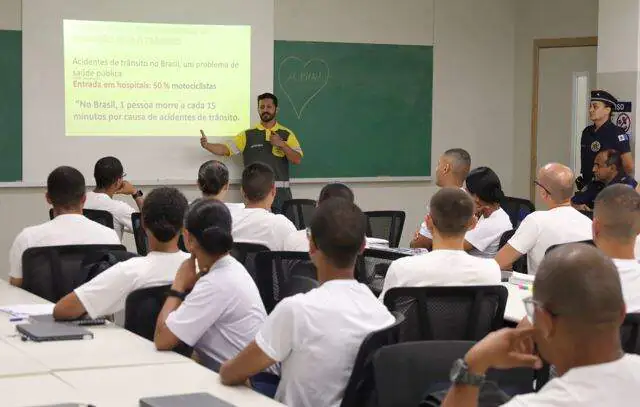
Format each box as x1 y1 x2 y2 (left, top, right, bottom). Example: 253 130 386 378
200 93 303 213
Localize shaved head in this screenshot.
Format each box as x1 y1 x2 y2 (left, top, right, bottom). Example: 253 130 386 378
537 163 575 203
443 148 471 181
534 243 624 329
594 184 640 243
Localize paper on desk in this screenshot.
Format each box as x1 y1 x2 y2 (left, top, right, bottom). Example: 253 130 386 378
509 272 534 285
0 303 55 317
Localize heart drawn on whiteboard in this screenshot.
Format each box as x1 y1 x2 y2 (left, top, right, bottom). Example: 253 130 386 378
278 56 330 119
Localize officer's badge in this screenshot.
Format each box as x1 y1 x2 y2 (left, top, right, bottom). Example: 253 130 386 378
591 141 601 152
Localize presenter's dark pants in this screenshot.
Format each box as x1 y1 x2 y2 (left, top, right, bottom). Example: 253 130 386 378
272 187 292 214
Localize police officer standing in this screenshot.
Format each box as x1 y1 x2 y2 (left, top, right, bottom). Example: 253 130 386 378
576 90 634 190
199 92 303 213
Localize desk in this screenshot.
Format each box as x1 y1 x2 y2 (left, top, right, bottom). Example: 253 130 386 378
503 282 528 323
2 325 187 371
0 339 49 378
56 363 283 407
0 279 49 306
0 374 84 407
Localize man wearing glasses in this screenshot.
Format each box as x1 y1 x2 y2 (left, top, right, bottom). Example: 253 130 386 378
84 156 144 241
495 163 592 275
441 243 640 406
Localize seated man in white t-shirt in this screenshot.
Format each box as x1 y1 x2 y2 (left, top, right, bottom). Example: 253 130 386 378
197 160 244 216
441 243 640 407
232 162 296 250
9 166 120 287
495 163 592 274
411 148 471 249
463 167 512 258
84 156 144 240
53 187 190 320
220 199 395 407
591 184 640 312
154 199 268 369
380 188 501 301
283 182 355 251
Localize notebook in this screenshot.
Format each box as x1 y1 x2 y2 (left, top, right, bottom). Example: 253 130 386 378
16 323 94 342
139 393 236 407
30 314 107 326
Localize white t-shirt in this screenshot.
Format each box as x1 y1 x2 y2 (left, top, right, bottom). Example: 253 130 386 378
232 207 297 250
379 250 501 300
613 258 640 313
84 191 136 240
634 235 640 258
466 208 512 258
283 230 381 252
255 279 395 407
166 255 267 365
74 250 189 318
507 206 592 275
503 354 640 406
9 214 121 279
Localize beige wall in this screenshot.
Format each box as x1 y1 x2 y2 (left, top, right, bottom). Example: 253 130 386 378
0 0 600 280
513 0 599 198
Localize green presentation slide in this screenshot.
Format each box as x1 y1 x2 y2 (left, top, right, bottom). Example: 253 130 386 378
63 20 251 137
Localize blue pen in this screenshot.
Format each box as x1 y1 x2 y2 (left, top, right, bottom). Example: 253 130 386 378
9 317 25 322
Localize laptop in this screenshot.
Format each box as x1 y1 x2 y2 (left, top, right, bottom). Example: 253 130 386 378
139 393 236 407
16 323 94 342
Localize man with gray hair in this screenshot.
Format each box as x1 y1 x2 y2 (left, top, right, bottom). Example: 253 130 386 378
593 184 640 312
442 243 640 406
411 148 471 249
495 163 591 274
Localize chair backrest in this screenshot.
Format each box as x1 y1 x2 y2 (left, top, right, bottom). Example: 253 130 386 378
364 211 406 248
230 242 270 279
498 229 527 274
124 284 193 357
340 312 406 407
131 212 148 255
49 208 115 229
383 285 507 341
545 239 595 255
372 341 534 407
355 248 411 297
282 199 317 230
131 212 188 255
254 251 319 313
501 197 535 228
622 312 640 354
578 210 594 220
22 244 127 302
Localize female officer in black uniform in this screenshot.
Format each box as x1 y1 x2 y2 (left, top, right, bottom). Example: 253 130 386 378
577 90 633 190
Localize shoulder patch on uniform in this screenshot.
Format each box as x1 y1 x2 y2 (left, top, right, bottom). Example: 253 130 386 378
618 134 628 142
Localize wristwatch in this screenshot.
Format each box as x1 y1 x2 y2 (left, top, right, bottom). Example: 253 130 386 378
132 190 144 199
450 358 486 386
167 289 187 301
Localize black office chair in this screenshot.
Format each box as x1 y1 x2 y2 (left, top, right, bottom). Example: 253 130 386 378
340 312 406 407
545 239 595 255
383 285 507 342
372 341 535 407
124 284 193 357
230 242 270 279
501 197 535 229
254 251 319 313
131 212 188 256
364 211 406 248
499 229 528 274
49 208 115 230
356 248 410 297
22 244 127 302
622 312 640 354
282 199 317 230
131 212 148 255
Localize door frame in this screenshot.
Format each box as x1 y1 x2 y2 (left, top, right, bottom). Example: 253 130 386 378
530 37 598 200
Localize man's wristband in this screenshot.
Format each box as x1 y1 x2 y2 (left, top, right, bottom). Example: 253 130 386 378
132 190 143 199
167 289 187 301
